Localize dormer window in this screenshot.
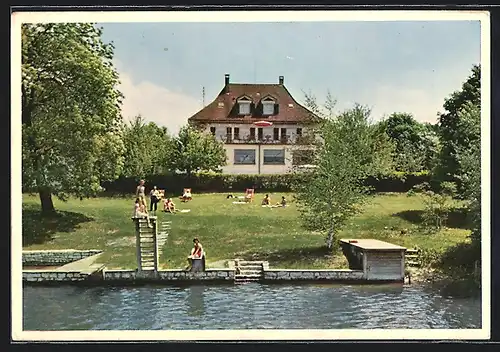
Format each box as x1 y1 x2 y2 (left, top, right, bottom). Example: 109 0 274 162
237 96 252 115
261 96 276 116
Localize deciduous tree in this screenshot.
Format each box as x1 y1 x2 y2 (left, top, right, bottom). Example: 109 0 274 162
169 125 227 177
22 23 125 214
293 104 391 249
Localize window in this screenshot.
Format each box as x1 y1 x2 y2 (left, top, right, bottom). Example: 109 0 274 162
292 150 315 166
210 127 216 135
263 102 274 115
234 127 240 140
296 128 302 136
261 96 276 115
226 127 232 142
249 128 256 140
280 128 287 141
234 149 256 164
257 128 264 141
238 96 252 115
263 149 285 165
273 128 279 141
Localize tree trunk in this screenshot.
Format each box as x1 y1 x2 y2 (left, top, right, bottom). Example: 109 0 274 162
326 228 334 249
39 188 56 215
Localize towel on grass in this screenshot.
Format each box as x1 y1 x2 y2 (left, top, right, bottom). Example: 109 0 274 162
232 201 247 204
179 209 191 213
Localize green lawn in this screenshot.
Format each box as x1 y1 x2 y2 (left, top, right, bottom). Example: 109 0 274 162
21 192 472 269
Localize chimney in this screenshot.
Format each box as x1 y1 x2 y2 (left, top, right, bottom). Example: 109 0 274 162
225 74 230 86
279 76 284 85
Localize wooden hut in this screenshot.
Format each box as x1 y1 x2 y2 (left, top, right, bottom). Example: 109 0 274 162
340 239 407 282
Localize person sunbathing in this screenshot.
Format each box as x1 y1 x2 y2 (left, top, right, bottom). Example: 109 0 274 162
181 189 192 202
164 198 177 213
280 196 287 207
133 198 153 228
261 194 271 206
271 196 287 208
244 193 253 202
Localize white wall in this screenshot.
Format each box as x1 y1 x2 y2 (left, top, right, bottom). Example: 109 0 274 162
206 123 307 142
222 144 308 175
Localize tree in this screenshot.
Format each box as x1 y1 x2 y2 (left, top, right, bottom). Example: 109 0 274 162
293 104 390 249
169 125 226 177
121 115 172 179
381 113 439 172
436 64 480 182
22 23 125 214
454 102 481 243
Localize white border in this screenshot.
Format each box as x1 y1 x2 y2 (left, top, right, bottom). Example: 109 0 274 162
11 10 491 341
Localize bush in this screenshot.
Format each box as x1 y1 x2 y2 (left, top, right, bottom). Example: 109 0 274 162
411 181 457 231
100 171 432 195
365 170 431 193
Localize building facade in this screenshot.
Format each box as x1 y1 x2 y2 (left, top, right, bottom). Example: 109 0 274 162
187 74 317 175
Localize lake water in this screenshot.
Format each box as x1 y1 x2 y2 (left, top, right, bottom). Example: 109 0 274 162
23 283 481 330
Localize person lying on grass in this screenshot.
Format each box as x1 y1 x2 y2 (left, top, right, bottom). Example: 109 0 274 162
133 198 153 228
164 198 177 213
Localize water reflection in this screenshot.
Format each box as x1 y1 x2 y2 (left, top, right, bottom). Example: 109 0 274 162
186 285 206 317
23 283 481 330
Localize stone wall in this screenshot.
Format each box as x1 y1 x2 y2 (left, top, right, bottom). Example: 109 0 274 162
23 270 90 282
103 269 235 281
23 250 103 266
263 269 365 281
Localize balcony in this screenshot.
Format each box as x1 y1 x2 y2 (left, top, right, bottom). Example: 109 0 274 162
219 133 313 145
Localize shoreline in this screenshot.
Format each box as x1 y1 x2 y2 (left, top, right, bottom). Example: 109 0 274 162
406 266 481 298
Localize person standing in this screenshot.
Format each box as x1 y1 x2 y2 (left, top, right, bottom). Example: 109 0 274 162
149 186 160 213
136 179 147 208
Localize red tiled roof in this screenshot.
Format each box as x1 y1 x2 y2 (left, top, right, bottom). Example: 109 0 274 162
188 83 318 124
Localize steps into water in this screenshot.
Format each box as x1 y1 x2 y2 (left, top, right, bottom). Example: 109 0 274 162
234 260 264 284
135 218 171 272
405 248 421 267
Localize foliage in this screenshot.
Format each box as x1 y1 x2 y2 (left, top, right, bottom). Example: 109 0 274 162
293 103 382 249
454 102 481 243
379 112 440 172
435 64 481 182
169 125 227 176
411 181 457 231
22 23 125 213
121 115 172 179
101 170 432 196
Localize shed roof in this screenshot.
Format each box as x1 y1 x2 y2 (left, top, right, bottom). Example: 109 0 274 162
340 239 407 251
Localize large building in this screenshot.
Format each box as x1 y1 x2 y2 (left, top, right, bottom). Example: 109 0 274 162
188 74 318 175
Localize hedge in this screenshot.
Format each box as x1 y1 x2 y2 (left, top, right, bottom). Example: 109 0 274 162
100 170 431 196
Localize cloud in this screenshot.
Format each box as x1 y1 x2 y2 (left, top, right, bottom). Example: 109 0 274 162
364 85 445 123
116 67 202 135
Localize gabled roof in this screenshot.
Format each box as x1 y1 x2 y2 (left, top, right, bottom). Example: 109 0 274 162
188 81 318 124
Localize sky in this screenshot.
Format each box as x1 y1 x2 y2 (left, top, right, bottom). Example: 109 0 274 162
98 20 481 134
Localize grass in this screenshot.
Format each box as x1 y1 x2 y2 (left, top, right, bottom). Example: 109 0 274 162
21 192 472 270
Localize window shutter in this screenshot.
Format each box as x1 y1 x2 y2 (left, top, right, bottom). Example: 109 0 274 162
250 102 256 115
255 102 263 116
274 103 280 115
